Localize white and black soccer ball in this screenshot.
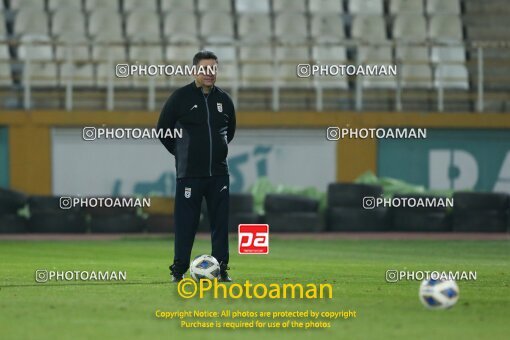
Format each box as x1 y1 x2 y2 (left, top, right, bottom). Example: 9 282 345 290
189 255 220 281
419 278 459 309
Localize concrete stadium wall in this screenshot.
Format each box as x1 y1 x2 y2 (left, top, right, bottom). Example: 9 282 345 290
1 110 510 195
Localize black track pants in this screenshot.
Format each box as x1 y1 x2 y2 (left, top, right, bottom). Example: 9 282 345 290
172 175 229 274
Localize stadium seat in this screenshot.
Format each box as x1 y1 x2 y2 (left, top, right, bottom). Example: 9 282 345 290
431 46 466 63
313 74 349 89
203 46 237 62
168 73 194 88
311 14 344 43
0 43 9 60
273 0 307 13
23 62 59 87
14 8 49 36
274 13 308 43
60 62 95 87
434 64 469 89
358 53 397 89
18 35 53 61
401 64 432 88
166 45 201 64
389 0 423 14
238 13 272 42
197 0 231 12
163 11 198 43
55 35 90 61
0 14 6 37
426 0 460 15
215 63 238 88
241 64 275 88
200 12 234 43
393 14 427 42
362 73 397 89
311 46 348 89
10 0 45 10
96 62 133 88
239 46 273 62
48 0 82 11
348 0 383 14
89 11 124 42
84 0 119 12
278 64 311 88
134 75 169 88
309 0 343 14
395 46 429 63
131 68 168 89
91 45 126 62
312 46 347 63
276 46 309 64
129 45 164 63
351 15 387 42
0 63 11 86
160 0 194 12
358 45 392 63
51 8 86 38
123 0 158 12
239 47 273 86
126 10 161 43
429 15 463 42
235 0 270 13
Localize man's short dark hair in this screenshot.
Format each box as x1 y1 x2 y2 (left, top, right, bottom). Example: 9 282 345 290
193 50 218 66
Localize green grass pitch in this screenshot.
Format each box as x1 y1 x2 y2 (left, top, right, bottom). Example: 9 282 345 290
0 237 508 340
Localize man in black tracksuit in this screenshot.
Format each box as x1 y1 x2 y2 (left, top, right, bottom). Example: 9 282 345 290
157 51 236 282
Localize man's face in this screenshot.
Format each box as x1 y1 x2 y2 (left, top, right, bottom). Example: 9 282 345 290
194 59 217 87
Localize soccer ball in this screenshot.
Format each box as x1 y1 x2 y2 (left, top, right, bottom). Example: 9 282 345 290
419 278 459 309
189 255 220 281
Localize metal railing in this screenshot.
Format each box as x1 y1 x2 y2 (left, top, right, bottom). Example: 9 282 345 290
1 39 509 112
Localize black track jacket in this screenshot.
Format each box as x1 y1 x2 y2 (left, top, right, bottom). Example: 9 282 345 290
157 81 236 178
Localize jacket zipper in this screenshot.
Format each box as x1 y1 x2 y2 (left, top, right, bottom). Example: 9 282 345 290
202 91 212 176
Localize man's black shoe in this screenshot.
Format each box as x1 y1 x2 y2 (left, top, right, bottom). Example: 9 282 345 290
171 274 184 283
170 264 184 283
218 262 232 282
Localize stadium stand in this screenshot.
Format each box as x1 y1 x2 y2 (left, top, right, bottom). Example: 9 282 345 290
161 0 193 11
392 14 427 42
9 0 45 10
198 0 231 13
123 0 158 12
47 0 82 11
309 0 343 14
349 0 384 15
273 0 307 13
89 10 124 43
238 13 272 42
235 0 270 13
163 11 198 43
311 14 345 43
426 0 461 15
389 0 423 14
0 0 508 112
200 12 235 43
274 13 309 43
84 0 119 12
125 10 161 43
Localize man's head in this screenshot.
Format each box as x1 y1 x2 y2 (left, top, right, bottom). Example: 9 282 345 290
193 50 218 89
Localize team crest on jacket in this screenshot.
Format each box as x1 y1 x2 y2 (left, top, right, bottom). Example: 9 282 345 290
184 187 191 198
217 102 223 112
